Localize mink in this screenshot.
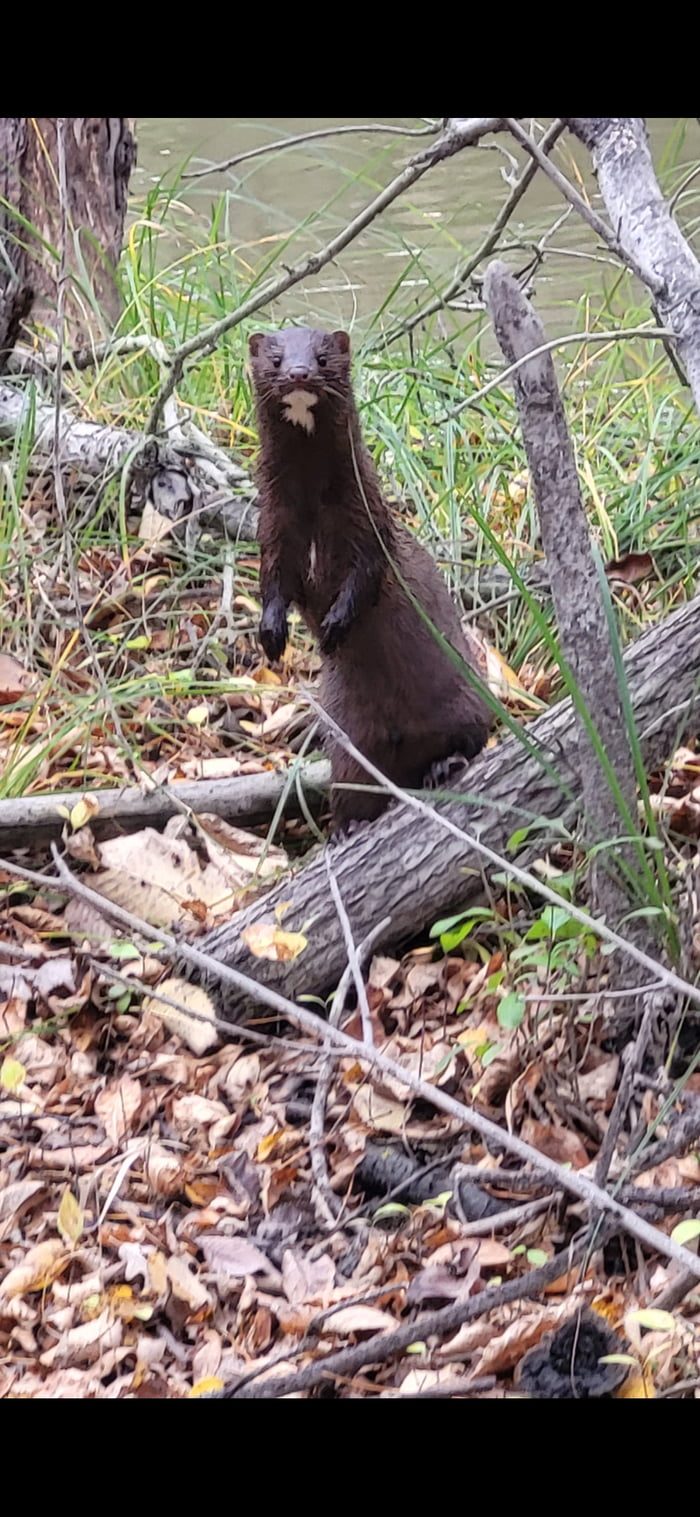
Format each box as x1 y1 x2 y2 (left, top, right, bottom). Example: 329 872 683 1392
248 325 490 830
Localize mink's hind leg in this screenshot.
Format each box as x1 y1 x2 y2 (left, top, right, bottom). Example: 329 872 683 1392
329 751 392 835
422 718 489 795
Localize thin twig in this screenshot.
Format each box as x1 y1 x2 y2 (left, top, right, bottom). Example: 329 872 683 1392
182 121 443 180
440 325 674 423
627 1104 700 1179
308 919 389 1227
325 855 374 1047
456 1194 553 1237
651 1271 700 1312
217 1234 595 1398
147 118 503 435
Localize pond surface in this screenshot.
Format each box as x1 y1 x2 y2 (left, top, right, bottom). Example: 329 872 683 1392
131 118 700 338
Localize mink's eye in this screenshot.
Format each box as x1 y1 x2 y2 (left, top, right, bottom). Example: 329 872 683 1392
317 355 327 369
272 356 282 369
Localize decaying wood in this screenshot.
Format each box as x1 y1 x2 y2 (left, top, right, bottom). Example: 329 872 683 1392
0 379 257 538
190 591 700 1020
0 761 329 852
484 260 642 936
0 118 136 341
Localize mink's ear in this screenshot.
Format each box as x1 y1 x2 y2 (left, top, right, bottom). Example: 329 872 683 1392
332 330 351 355
249 332 265 357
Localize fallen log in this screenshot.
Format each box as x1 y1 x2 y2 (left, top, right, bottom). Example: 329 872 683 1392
0 761 329 852
190 591 700 1020
0 379 257 540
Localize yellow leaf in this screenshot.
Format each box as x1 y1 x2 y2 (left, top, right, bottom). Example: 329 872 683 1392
82 1293 105 1320
1 1058 26 1092
484 644 540 707
186 704 210 727
57 1188 84 1247
242 922 307 962
253 667 282 687
70 796 100 831
144 975 219 1056
615 1362 656 1398
257 1129 285 1161
189 1377 225 1398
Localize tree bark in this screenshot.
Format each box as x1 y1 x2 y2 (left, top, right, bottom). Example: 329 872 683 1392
566 118 700 415
0 120 34 370
0 117 136 346
189 591 700 1021
483 261 640 935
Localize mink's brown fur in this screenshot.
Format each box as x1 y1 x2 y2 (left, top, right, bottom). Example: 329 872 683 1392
249 325 490 830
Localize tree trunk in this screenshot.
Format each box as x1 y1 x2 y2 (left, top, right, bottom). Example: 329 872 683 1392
566 118 700 416
0 117 136 349
189 591 700 1021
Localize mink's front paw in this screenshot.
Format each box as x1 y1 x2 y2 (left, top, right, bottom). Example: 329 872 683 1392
259 600 289 662
424 753 468 792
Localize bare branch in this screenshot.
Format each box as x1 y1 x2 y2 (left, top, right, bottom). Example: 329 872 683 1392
220 1237 595 1398
196 593 700 1017
302 691 698 1017
441 325 673 422
182 121 444 180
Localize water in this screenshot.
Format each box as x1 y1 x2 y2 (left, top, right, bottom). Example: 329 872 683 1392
131 118 700 338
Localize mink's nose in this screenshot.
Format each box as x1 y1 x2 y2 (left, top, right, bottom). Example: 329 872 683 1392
288 364 310 382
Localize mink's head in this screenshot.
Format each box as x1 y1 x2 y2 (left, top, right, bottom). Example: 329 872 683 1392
248 326 352 433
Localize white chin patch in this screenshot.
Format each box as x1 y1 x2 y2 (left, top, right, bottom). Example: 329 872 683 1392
282 389 317 433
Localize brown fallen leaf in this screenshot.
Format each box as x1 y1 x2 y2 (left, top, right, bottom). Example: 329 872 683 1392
200 1235 274 1281
577 1055 620 1104
166 1254 213 1312
1 1239 69 1298
320 1305 397 1336
143 975 219 1056
282 1249 336 1307
352 1085 406 1135
94 1075 144 1146
0 653 32 704
519 1118 590 1170
39 1309 122 1369
471 1302 570 1377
